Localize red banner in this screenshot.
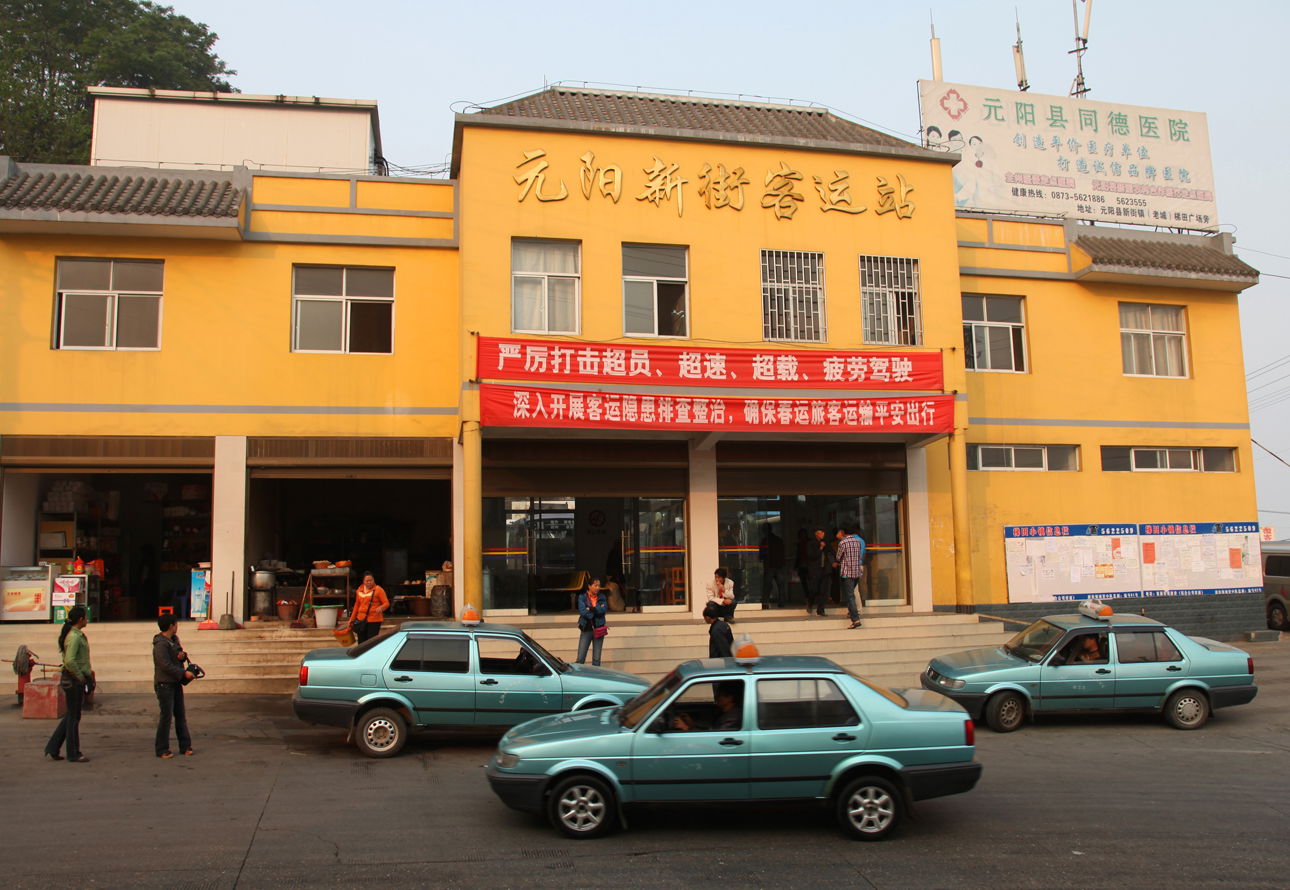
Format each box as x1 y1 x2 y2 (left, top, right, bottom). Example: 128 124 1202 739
477 337 942 391
480 384 954 434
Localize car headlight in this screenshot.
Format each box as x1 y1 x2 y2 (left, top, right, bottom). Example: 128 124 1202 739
495 752 520 769
939 676 966 690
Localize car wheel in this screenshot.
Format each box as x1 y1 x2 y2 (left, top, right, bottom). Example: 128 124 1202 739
547 774 617 839
1164 688 1210 730
835 775 903 841
1269 601 1289 631
354 707 407 758
985 691 1026 733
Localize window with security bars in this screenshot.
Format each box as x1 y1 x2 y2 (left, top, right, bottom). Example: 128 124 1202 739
761 250 825 342
860 255 921 346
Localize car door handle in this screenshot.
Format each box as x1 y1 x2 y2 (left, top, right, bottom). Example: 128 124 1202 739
1095 668 1111 674
393 676 413 683
832 733 856 742
718 737 744 747
479 678 499 685
1166 665 1182 672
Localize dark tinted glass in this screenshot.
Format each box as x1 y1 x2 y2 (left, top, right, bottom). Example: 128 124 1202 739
1266 555 1290 577
294 266 344 295
423 637 469 673
391 638 424 671
656 281 687 336
112 260 163 291
623 244 686 278
985 295 1022 323
1101 446 1131 471
57 258 112 290
961 294 985 322
60 293 110 347
346 267 394 297
116 295 160 348
348 301 393 353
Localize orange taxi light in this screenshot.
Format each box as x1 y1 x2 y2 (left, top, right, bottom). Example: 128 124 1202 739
461 604 481 626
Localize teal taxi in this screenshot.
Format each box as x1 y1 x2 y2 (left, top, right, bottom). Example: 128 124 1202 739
486 655 981 840
292 621 649 757
922 602 1257 732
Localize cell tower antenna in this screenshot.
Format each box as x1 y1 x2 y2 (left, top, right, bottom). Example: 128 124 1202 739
930 13 943 81
1069 0 1093 97
1012 11 1030 92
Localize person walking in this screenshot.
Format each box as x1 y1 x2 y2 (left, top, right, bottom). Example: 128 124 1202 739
348 572 389 644
803 526 834 617
153 613 194 758
44 605 92 762
833 526 867 629
703 602 733 658
575 577 609 666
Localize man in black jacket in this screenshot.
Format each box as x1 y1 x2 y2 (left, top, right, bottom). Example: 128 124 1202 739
704 602 733 658
153 613 194 758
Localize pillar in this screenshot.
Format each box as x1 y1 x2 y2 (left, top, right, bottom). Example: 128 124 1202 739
948 426 973 610
687 441 718 617
212 435 248 621
460 420 482 614
904 444 933 612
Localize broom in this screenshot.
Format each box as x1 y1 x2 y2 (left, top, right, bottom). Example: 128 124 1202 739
217 570 241 630
196 570 219 630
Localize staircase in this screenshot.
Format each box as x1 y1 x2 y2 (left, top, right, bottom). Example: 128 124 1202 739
0 610 1013 696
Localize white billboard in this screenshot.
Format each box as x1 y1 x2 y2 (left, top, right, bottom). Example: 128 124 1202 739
917 80 1217 230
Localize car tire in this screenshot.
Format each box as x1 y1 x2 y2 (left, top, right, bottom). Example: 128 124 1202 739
354 707 407 758
1163 688 1210 730
835 775 903 841
984 691 1026 733
1269 601 1289 631
547 774 617 839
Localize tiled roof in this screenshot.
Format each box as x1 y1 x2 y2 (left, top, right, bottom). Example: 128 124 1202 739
473 87 919 153
0 168 241 218
1075 235 1258 279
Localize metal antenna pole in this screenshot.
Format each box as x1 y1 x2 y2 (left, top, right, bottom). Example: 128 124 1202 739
1069 0 1092 97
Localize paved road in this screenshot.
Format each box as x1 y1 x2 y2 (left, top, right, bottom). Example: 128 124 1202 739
3 640 1287 889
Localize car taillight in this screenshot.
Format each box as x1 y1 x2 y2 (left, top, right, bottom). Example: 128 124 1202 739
1247 657 1254 676
298 664 309 686
964 718 975 746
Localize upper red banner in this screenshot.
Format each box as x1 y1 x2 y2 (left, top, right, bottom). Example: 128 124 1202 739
477 337 943 391
480 384 955 435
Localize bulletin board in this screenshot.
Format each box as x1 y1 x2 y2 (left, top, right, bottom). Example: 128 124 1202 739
1003 521 1262 602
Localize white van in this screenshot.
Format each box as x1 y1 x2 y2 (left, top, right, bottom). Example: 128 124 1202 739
1262 540 1290 629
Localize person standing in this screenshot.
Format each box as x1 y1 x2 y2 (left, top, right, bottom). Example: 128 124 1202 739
833 526 866 629
706 567 736 621
44 605 92 762
153 613 194 758
804 527 834 617
703 602 733 658
348 572 389 644
575 577 609 666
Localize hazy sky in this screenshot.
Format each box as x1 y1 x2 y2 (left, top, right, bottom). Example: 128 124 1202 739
167 0 1290 525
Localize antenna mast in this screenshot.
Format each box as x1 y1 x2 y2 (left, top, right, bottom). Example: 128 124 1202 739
1069 0 1092 97
1012 12 1030 92
930 16 943 81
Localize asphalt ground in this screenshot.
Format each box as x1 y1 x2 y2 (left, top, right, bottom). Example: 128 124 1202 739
2 639 1287 889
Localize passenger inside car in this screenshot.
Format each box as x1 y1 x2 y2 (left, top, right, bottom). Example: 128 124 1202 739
1060 633 1107 665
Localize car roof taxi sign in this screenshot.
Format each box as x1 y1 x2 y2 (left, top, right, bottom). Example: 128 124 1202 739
461 603 482 626
734 633 760 665
1078 599 1114 620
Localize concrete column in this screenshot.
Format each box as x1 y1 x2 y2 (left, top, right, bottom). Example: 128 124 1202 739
451 435 466 616
904 444 933 612
0 472 39 565
461 420 482 615
687 441 718 617
212 435 248 621
948 426 974 610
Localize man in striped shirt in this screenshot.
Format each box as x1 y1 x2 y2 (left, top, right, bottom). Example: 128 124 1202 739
833 526 866 629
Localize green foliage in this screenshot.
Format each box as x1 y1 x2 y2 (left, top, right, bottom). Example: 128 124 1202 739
0 0 236 164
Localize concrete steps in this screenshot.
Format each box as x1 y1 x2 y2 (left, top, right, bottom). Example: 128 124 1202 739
0 611 1013 695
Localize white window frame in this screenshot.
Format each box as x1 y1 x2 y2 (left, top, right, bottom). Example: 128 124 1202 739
860 255 922 346
968 444 1079 471
512 239 581 335
55 259 164 351
622 244 689 338
291 266 395 355
761 249 826 342
1120 302 1188 378
1101 446 1236 473
963 294 1027 373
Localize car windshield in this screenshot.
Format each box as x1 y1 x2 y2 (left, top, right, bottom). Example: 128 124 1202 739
1003 619 1066 662
616 670 682 729
521 632 569 673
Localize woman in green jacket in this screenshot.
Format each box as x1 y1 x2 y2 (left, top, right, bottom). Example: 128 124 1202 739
44 605 92 762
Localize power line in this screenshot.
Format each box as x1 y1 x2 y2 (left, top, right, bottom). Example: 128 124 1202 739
1252 438 1290 471
1247 353 1290 379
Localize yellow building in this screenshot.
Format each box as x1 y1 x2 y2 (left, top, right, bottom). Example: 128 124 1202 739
0 85 1263 632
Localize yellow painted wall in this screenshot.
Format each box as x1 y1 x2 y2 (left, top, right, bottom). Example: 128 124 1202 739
0 224 459 439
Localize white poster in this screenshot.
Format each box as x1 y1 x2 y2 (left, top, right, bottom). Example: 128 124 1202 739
918 80 1217 230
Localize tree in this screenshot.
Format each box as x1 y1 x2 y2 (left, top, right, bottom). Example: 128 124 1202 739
0 0 235 164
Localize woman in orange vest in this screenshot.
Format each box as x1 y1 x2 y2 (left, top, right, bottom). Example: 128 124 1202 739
349 572 389 643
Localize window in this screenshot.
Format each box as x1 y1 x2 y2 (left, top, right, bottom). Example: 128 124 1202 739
860 255 921 345
756 678 859 729
512 240 579 334
661 680 744 732
761 250 825 342
1120 303 1187 377
963 294 1026 371
476 636 547 675
54 258 163 350
967 444 1078 471
1101 446 1236 473
390 636 469 673
1115 631 1182 664
623 244 688 337
292 265 394 353
1266 555 1290 577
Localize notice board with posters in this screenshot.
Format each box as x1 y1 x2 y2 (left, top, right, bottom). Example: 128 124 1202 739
1004 521 1262 602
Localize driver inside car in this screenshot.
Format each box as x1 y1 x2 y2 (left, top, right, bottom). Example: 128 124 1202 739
1062 634 1107 665
669 683 742 732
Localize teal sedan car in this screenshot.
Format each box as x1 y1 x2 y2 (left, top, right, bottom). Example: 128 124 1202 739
292 621 649 757
922 610 1257 732
486 655 981 841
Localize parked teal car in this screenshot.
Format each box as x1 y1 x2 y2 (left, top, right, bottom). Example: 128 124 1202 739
922 611 1257 732
486 655 981 840
292 621 649 757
